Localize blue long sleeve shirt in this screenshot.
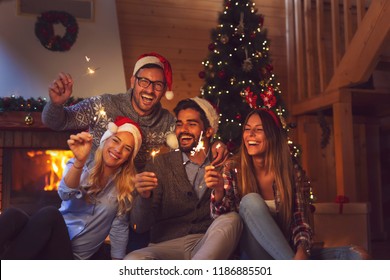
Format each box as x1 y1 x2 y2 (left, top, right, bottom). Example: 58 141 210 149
58 159 129 259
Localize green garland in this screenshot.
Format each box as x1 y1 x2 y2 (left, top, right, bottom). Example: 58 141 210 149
0 96 83 112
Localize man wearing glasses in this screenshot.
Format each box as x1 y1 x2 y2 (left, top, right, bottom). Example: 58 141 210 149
42 52 227 171
42 52 228 258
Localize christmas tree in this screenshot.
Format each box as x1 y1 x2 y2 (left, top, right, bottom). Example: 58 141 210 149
199 0 288 151
198 0 315 208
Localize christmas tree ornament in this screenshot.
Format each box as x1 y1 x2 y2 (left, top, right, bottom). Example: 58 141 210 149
266 63 274 72
217 70 226 79
208 43 216 51
220 34 229 44
242 48 253 72
242 58 253 72
255 51 262 58
198 71 206 79
24 113 34 125
236 12 245 35
259 15 264 27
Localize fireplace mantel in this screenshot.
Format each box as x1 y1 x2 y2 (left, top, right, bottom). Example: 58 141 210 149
0 112 73 149
0 111 47 130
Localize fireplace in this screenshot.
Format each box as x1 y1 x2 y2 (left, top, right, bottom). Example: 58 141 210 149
0 112 75 214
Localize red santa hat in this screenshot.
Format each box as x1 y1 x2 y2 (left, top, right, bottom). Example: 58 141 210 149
100 116 143 158
133 52 174 100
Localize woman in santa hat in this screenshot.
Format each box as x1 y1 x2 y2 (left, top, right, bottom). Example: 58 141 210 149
0 116 142 260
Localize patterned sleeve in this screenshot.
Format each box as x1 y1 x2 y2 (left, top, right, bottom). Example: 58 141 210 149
210 159 240 219
42 99 92 131
290 162 314 250
42 95 114 151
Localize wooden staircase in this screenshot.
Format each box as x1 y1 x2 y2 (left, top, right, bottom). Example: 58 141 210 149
285 0 390 242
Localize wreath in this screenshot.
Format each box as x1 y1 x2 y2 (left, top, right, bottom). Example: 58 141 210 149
35 11 79 52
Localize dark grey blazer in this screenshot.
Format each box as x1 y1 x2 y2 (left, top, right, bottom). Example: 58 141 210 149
130 150 213 243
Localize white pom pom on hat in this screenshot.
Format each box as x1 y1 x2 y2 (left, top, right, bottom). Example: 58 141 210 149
166 132 179 150
133 52 174 100
100 116 143 157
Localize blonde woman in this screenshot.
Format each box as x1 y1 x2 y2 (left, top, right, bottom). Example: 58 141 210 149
0 116 142 260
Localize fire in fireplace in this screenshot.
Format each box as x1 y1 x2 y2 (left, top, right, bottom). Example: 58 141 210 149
3 148 73 214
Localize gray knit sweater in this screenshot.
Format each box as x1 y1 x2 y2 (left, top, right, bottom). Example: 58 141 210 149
42 89 175 170
130 150 213 243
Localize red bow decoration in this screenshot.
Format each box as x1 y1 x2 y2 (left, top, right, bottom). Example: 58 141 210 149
335 195 349 214
260 86 276 108
242 86 258 108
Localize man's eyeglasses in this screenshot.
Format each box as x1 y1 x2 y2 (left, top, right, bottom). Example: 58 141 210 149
135 76 166 92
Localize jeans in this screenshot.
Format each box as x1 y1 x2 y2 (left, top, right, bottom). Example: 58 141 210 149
125 211 243 260
239 193 367 260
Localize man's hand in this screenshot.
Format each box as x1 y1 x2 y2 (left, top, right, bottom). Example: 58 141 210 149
134 172 158 198
205 165 224 202
48 72 74 106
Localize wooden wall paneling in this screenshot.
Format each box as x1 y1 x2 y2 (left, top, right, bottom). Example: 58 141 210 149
296 115 337 202
332 99 357 200
304 0 315 98
116 0 288 112
356 0 366 25
285 0 297 113
326 0 390 92
343 0 354 48
293 0 305 101
324 121 337 201
353 121 369 201
330 0 341 71
364 121 386 240
316 0 326 92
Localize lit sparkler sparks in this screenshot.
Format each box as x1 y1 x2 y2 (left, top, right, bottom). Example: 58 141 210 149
151 149 160 163
93 107 107 123
190 131 205 157
74 55 100 81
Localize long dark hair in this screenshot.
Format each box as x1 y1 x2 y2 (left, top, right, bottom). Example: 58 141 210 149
239 109 294 236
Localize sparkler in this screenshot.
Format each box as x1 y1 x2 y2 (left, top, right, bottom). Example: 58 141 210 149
93 107 107 123
73 55 100 81
190 131 205 157
151 149 160 163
